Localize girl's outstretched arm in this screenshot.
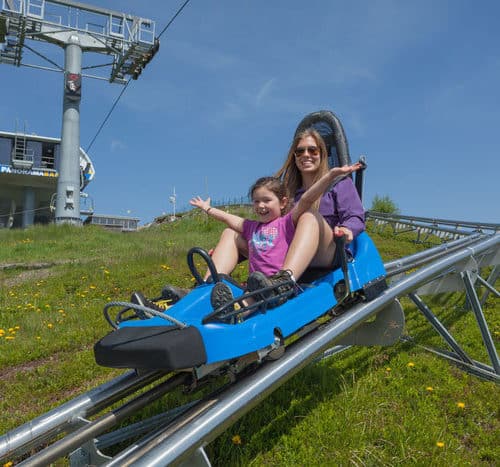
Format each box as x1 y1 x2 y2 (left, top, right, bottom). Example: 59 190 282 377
190 196 245 233
292 162 363 224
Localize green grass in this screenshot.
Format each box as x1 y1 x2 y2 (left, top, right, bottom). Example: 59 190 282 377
0 215 498 466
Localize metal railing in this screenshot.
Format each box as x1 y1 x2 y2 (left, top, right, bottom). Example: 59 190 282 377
367 211 499 238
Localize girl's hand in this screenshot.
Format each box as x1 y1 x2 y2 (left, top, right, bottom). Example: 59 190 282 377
190 196 211 212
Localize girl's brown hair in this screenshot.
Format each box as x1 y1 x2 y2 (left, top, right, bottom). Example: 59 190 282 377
248 176 290 214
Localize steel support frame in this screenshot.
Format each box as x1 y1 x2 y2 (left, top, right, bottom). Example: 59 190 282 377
406 262 499 381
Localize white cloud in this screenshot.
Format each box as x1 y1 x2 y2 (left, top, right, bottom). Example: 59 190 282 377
255 78 275 107
110 139 127 152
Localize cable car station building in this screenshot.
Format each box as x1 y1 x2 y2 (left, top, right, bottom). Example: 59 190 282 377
0 129 94 228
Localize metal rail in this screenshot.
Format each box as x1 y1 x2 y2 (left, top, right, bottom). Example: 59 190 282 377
367 211 499 234
0 370 163 462
18 374 189 467
384 232 483 276
1 232 498 466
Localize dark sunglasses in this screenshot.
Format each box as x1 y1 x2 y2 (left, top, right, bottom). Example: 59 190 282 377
294 145 320 157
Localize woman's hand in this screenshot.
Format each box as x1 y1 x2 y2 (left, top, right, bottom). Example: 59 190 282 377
334 225 354 243
329 161 363 178
190 196 211 212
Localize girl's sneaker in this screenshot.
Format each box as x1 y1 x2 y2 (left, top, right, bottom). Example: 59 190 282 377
161 284 189 303
247 270 295 307
130 291 165 318
210 282 235 311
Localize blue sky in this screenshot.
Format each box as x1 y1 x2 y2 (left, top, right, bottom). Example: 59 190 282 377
1 0 499 224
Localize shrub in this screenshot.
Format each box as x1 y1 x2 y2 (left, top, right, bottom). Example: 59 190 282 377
370 194 400 214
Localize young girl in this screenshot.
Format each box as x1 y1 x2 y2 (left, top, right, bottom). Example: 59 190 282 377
190 160 362 311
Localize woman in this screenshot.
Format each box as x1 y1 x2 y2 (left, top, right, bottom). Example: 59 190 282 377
273 127 365 270
161 127 365 304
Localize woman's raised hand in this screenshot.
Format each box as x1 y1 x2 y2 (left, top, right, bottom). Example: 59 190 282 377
330 161 363 178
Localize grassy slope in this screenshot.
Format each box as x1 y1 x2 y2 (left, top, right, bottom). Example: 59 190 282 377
0 214 498 466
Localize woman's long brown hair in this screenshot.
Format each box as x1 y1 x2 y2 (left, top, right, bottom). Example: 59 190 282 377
275 128 329 210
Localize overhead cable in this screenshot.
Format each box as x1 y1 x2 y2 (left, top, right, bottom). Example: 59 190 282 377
85 0 192 153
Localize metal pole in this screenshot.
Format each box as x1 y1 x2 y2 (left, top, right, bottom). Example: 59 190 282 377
462 270 500 373
480 265 499 305
55 34 82 225
408 292 474 364
22 186 35 227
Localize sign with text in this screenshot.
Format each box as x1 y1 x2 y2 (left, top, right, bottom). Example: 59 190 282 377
0 164 58 177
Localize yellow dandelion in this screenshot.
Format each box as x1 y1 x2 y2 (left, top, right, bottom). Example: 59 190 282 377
426 386 433 392
15 326 20 330
436 441 444 448
5 336 15 340
36 336 41 340
385 367 391 372
89 285 96 289
231 435 242 445
8 328 14 333
4 459 14 466
407 362 415 367
103 270 110 275
47 323 53 329
457 402 465 409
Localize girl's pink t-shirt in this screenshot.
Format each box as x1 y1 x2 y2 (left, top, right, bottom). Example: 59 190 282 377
242 212 296 276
